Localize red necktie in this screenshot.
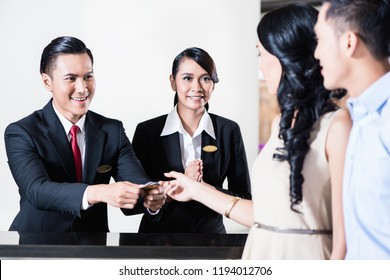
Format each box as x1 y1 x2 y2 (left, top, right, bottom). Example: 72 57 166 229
70 125 82 182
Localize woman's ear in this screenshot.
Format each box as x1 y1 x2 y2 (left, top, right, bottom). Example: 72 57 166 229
41 73 52 92
169 74 176 91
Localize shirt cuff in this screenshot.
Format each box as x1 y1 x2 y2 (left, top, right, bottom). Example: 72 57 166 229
81 187 91 210
147 207 161 215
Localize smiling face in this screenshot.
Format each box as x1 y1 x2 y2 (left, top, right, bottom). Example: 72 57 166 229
257 41 282 96
170 58 214 112
42 53 95 123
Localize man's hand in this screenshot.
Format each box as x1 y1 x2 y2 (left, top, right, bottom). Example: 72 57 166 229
87 182 144 209
143 185 166 212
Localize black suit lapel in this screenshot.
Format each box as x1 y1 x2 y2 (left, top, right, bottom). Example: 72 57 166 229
42 101 76 181
161 133 184 173
201 131 218 178
84 113 105 184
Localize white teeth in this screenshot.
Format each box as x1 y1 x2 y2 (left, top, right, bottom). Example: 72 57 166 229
71 96 88 101
188 96 204 100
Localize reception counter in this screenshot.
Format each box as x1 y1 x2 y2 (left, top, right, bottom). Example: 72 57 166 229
0 231 247 259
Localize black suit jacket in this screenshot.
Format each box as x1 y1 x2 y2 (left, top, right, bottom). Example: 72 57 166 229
132 113 251 233
4 100 151 232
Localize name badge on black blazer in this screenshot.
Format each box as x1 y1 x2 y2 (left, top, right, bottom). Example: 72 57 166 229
96 165 112 173
202 145 218 153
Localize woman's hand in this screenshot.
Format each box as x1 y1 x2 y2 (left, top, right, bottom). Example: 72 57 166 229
162 171 200 202
184 159 203 182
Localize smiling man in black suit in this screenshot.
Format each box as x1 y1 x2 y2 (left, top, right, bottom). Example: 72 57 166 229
4 36 165 232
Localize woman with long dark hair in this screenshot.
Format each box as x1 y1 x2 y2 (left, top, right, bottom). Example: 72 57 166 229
132 47 251 233
163 3 351 259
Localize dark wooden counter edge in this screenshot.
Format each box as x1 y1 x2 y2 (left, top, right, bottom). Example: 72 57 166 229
0 245 244 259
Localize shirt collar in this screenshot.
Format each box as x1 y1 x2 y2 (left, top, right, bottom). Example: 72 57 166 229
347 71 390 122
52 102 86 136
161 105 216 139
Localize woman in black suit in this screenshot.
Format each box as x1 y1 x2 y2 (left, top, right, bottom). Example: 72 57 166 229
132 47 251 233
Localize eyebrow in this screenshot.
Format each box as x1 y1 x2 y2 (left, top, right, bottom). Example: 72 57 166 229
64 70 94 77
181 72 210 77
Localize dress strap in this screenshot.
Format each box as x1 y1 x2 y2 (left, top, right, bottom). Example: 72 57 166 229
254 222 332 235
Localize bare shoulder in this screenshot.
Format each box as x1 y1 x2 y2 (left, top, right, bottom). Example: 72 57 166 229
325 108 352 160
328 108 352 134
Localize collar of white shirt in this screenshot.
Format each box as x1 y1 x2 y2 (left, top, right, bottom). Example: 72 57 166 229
161 105 216 139
52 102 86 139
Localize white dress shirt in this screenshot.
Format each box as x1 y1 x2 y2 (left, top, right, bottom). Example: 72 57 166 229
161 106 216 169
52 103 89 210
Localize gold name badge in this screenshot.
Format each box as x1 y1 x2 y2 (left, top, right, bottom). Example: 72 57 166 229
96 165 112 173
202 145 218 153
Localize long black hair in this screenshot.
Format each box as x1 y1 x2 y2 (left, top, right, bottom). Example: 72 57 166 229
171 47 219 111
258 3 346 211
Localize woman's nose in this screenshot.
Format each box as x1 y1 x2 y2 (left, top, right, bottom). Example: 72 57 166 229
192 81 202 92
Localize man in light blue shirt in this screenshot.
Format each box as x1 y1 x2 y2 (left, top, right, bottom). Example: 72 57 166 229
314 0 390 259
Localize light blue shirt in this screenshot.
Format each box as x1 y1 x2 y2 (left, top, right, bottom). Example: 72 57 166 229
344 71 390 259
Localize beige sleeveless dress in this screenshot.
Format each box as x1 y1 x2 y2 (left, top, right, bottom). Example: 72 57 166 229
242 112 337 259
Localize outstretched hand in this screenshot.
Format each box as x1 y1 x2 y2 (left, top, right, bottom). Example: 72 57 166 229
162 171 199 202
87 181 143 209
143 185 166 211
